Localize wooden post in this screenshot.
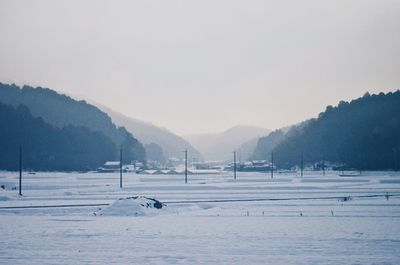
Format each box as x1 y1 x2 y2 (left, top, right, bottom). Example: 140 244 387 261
185 149 188 184
120 145 123 189
301 152 304 177
233 151 237 180
271 151 274 179
19 145 22 196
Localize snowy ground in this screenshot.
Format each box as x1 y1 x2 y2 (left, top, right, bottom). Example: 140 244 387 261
1 170 400 264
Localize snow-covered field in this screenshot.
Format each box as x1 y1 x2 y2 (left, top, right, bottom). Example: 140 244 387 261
1 171 400 264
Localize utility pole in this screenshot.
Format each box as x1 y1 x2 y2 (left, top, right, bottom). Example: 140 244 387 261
301 151 304 177
184 149 188 184
19 145 22 196
322 160 325 176
233 151 237 180
120 145 123 189
271 151 274 179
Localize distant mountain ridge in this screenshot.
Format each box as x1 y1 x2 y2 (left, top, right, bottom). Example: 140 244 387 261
0 83 146 163
185 125 270 161
95 105 203 161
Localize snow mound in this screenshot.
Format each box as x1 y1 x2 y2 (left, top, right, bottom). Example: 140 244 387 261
96 196 165 217
0 189 11 201
0 196 10 201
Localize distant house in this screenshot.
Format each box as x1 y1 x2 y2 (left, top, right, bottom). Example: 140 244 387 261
104 161 120 168
97 161 121 173
252 160 267 167
189 169 220 175
133 161 144 170
141 169 159 175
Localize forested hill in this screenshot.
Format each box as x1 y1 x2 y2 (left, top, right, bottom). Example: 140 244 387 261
0 103 116 171
253 91 400 170
0 83 145 163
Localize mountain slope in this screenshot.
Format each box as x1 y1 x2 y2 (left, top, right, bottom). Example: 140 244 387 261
96 105 203 161
0 103 116 171
0 83 146 162
185 125 270 161
251 123 306 161
255 91 400 170
236 137 260 162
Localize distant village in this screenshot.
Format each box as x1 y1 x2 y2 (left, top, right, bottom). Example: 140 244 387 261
97 157 349 175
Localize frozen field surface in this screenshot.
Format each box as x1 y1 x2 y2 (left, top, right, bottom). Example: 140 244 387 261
1 171 400 264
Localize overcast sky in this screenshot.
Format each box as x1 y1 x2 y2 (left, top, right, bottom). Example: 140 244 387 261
0 0 399 135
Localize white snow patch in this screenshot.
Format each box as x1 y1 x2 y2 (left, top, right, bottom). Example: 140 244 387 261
96 196 165 217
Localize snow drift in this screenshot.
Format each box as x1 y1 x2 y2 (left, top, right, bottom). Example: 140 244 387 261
96 196 165 216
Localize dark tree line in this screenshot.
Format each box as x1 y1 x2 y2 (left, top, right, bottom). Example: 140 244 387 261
0 103 118 171
253 91 400 170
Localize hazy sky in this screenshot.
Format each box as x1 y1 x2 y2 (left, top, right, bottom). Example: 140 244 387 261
0 0 399 135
